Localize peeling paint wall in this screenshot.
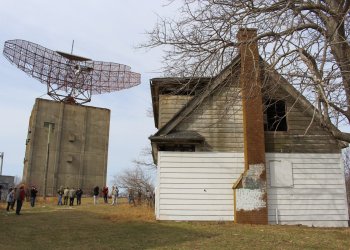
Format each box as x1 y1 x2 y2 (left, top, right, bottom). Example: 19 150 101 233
236 164 267 211
236 189 266 211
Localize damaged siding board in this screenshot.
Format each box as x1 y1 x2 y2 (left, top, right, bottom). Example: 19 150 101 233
157 151 245 221
266 153 349 227
176 86 244 153
159 95 193 128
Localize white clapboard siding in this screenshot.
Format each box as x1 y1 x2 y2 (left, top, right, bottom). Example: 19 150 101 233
266 153 349 227
156 151 244 221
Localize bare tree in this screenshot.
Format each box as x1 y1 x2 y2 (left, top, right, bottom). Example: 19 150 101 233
112 165 154 195
132 147 157 171
143 0 350 142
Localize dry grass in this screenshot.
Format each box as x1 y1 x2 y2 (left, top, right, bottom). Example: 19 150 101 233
0 197 350 250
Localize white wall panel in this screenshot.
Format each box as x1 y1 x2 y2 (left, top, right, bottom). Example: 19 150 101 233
266 153 349 227
156 151 244 221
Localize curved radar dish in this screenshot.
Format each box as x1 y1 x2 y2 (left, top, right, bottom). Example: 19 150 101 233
3 39 141 104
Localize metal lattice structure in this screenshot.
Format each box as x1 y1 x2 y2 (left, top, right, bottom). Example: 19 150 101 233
3 39 141 104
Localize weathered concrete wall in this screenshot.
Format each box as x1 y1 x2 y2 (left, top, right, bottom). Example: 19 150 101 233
23 98 110 196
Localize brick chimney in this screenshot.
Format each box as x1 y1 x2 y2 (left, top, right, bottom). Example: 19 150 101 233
234 28 268 225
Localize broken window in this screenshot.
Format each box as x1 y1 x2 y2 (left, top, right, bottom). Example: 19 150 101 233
158 144 195 152
264 99 288 131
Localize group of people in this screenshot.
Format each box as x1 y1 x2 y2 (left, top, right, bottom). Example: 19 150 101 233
93 185 119 205
4 184 154 214
128 188 154 207
6 185 26 215
57 186 83 206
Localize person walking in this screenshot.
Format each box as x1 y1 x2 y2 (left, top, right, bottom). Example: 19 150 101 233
63 187 69 205
93 186 99 205
102 186 108 204
69 187 76 206
57 186 64 205
76 188 83 205
128 189 135 206
137 188 142 206
10 187 17 210
6 188 14 211
111 186 119 206
30 186 38 207
16 185 26 215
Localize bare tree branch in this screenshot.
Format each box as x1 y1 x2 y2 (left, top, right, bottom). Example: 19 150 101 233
142 0 350 142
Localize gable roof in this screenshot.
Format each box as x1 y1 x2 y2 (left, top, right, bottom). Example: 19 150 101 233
150 77 211 128
150 55 348 149
152 55 241 136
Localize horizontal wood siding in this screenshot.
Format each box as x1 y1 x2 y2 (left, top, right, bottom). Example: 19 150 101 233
157 152 245 221
159 95 192 128
176 85 244 152
266 153 349 227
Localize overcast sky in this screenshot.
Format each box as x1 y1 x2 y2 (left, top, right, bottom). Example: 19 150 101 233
0 0 178 184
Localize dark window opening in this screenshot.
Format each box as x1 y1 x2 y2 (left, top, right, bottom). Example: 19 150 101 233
158 144 195 152
264 99 288 131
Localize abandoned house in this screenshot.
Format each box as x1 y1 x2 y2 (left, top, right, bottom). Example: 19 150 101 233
149 28 349 227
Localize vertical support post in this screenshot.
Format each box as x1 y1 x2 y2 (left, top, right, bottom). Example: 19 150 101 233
43 122 54 200
0 152 4 175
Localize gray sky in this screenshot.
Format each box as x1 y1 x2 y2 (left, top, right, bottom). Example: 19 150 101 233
0 0 177 184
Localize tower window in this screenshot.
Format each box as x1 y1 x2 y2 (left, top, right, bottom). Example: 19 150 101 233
264 99 288 131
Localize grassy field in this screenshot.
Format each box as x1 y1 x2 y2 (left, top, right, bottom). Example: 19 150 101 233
0 197 350 250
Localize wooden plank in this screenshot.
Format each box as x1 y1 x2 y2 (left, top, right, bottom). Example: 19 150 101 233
160 188 234 195
160 157 244 163
293 173 342 179
268 204 346 210
267 199 346 205
292 168 342 174
286 184 345 189
159 209 233 216
292 179 344 185
267 194 345 200
158 215 234 221
160 204 233 210
268 209 347 216
267 214 348 221
160 178 237 184
265 153 340 159
268 188 345 195
160 162 245 169
160 151 245 158
159 193 233 200
292 163 341 169
160 199 233 205
160 172 241 179
160 183 235 189
160 167 244 174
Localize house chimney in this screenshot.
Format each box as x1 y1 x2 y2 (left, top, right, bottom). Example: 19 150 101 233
238 28 265 168
234 28 268 225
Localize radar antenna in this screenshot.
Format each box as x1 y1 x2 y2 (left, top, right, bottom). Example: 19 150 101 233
3 39 141 104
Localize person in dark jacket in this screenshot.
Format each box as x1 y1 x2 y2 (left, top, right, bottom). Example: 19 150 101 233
30 186 38 207
76 188 83 205
69 187 76 206
102 186 108 203
16 185 26 215
93 186 99 205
